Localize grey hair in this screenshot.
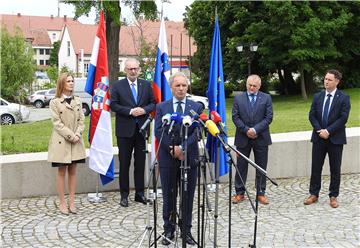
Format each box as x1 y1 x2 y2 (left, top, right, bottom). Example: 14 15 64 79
124 58 140 68
169 71 189 86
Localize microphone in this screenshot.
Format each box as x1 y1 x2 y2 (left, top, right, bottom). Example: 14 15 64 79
205 120 230 151
168 113 181 134
210 110 227 135
161 113 171 127
182 115 193 127
189 109 208 129
139 116 153 133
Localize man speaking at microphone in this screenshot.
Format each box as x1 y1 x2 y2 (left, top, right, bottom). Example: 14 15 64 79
232 74 273 205
110 58 155 207
154 72 203 246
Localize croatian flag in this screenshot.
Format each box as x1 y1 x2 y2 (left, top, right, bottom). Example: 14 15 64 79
151 18 172 162
206 17 229 176
85 10 114 185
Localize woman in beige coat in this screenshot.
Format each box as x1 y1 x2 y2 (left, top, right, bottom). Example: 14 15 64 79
48 73 86 215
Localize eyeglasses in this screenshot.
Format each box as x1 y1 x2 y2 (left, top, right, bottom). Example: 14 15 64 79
66 80 74 82
126 67 139 71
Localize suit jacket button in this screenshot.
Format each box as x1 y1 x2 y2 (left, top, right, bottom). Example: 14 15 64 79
77 119 80 121
59 141 61 144
60 111 62 114
67 135 71 139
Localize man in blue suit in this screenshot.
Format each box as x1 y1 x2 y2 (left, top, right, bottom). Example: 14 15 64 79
304 69 350 208
110 58 155 207
155 72 203 246
232 74 273 205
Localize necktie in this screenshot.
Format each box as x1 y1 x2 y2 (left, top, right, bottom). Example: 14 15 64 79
131 83 137 103
322 93 332 128
250 94 256 108
176 101 183 114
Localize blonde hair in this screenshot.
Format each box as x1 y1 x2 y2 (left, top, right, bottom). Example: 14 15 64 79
55 73 74 98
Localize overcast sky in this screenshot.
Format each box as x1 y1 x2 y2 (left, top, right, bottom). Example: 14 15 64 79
0 0 194 24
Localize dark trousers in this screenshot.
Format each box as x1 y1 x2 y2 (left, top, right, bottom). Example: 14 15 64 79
310 139 343 198
159 162 197 234
117 125 146 198
235 142 268 196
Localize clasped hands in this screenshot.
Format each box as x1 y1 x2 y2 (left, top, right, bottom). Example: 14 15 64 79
317 129 329 139
130 107 146 117
246 128 258 139
169 146 185 161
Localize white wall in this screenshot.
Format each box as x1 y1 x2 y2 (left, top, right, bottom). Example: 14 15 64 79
58 27 76 72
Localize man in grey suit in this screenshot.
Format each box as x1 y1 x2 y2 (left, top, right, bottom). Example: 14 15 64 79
232 74 273 205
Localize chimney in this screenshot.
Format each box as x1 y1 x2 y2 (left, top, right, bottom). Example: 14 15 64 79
64 15 67 21
17 13 21 17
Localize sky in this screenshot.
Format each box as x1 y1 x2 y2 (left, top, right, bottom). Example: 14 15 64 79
0 0 194 24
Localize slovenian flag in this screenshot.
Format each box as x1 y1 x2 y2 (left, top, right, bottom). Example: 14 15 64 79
151 17 172 162
85 10 114 185
206 16 229 176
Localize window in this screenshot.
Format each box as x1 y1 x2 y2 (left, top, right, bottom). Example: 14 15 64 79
67 41 71 56
45 60 50 65
39 60 44 65
45 49 50 55
52 33 56 40
39 49 44 55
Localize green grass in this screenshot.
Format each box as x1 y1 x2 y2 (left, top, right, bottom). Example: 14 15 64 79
1 88 359 154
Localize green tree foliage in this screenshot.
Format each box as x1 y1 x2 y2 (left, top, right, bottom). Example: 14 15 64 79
1 27 35 101
64 0 157 85
185 2 360 98
49 40 60 66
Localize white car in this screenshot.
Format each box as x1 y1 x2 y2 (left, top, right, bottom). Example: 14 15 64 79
0 98 30 125
186 93 208 109
28 89 47 108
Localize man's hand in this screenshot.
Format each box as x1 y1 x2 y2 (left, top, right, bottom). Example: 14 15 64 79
131 107 146 117
246 128 257 139
317 129 329 139
169 146 185 161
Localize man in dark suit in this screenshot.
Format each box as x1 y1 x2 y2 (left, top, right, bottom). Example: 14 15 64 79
154 72 203 246
110 58 155 207
232 74 273 205
304 69 350 208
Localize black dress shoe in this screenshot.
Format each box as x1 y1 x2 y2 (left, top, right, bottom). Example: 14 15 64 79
161 231 174 246
134 194 147 204
120 198 128 207
185 232 196 246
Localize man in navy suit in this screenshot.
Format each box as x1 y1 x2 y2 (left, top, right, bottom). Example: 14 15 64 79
232 74 273 205
304 69 350 208
155 72 203 246
110 58 155 207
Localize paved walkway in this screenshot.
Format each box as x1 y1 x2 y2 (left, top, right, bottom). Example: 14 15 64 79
1 174 359 247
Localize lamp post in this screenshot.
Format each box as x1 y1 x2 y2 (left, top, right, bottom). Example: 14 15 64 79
236 42 258 76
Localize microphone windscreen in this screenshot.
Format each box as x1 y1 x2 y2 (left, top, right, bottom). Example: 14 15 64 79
182 115 192 126
162 113 171 124
171 112 182 123
199 113 209 122
210 111 222 123
205 120 220 137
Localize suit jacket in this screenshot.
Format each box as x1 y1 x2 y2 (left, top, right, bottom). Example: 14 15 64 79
110 78 155 137
309 89 350 145
232 91 273 148
155 98 203 168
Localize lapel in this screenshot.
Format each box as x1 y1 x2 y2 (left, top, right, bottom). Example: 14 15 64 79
123 79 137 105
137 79 143 104
319 91 326 114
60 96 74 110
184 99 194 115
252 92 262 117
242 92 252 118
328 90 340 117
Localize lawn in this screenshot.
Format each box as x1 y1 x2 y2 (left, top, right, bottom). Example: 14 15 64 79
1 88 359 154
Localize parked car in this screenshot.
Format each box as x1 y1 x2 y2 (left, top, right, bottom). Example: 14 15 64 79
0 98 30 125
74 78 92 116
28 90 47 108
186 93 208 109
44 88 56 106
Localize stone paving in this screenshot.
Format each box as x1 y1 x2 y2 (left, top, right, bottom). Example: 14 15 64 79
1 174 359 248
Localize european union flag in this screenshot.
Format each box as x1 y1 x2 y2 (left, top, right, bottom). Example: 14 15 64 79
207 17 229 176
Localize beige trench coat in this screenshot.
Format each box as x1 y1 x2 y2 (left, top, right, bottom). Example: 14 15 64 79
47 96 86 164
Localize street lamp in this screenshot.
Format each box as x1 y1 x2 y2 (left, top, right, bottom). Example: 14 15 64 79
236 42 258 76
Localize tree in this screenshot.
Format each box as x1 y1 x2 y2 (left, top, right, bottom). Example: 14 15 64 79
64 0 157 85
49 40 60 66
184 2 360 98
1 27 35 102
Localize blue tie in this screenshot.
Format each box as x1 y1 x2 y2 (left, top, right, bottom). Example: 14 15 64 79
250 94 256 108
131 83 137 103
176 101 183 114
322 94 332 128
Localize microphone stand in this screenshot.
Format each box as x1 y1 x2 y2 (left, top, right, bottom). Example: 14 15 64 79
194 124 213 248
214 135 278 248
180 124 189 248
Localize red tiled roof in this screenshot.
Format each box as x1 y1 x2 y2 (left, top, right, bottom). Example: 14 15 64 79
67 20 197 57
